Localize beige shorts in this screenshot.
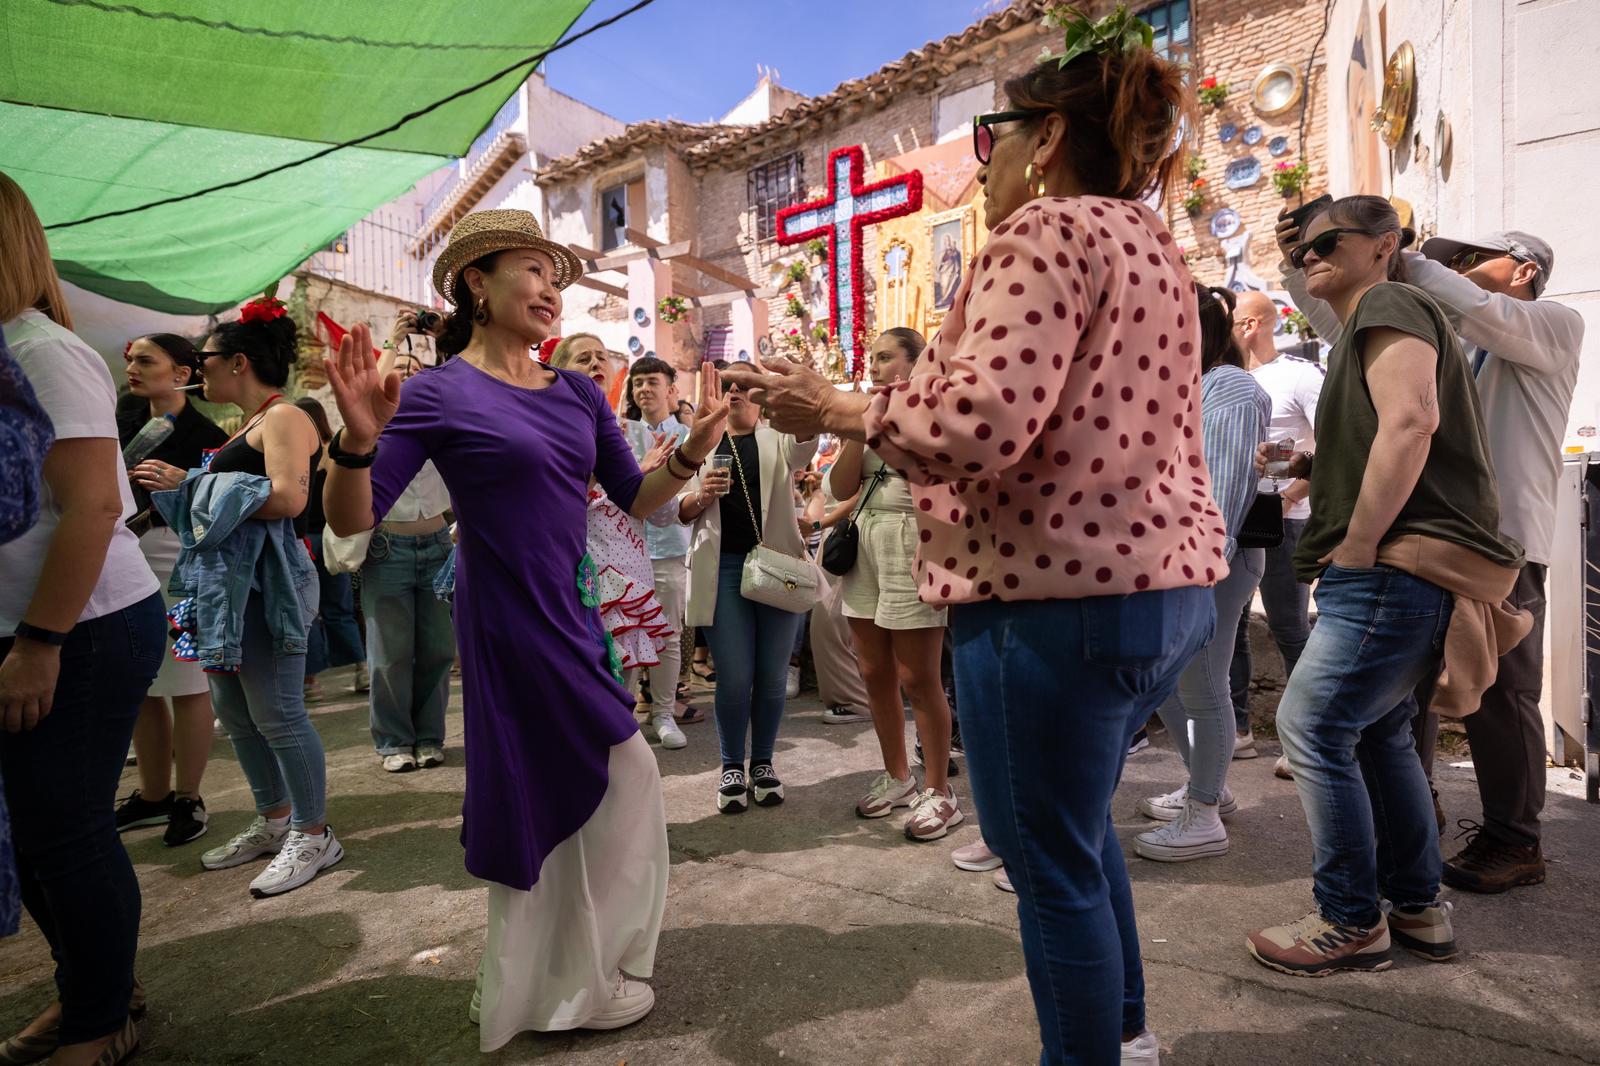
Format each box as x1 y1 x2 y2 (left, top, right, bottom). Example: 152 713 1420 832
840 510 948 631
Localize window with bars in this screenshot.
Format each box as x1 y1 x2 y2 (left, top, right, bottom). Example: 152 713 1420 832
1140 1 1192 64
747 152 804 243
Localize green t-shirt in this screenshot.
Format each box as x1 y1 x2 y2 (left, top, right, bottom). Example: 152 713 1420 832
1294 282 1524 582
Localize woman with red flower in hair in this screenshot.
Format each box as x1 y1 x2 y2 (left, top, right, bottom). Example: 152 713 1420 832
144 297 337 898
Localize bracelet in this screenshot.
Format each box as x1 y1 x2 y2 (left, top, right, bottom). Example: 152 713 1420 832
14 621 68 646
328 428 378 469
665 449 699 480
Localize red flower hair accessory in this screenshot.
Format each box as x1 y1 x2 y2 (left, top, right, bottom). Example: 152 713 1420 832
238 296 288 324
538 337 561 363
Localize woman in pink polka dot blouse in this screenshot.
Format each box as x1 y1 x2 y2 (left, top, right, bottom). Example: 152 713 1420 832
724 26 1222 1066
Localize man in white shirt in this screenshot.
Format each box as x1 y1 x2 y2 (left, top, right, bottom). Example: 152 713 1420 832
627 357 693 749
1283 225 1584 893
1227 290 1323 761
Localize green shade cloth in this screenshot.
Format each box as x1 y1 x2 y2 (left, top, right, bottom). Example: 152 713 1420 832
1 0 592 313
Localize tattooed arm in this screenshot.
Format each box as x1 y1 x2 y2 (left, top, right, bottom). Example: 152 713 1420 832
253 402 319 520
1323 326 1440 568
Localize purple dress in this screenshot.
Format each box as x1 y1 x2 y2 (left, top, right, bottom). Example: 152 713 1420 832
369 359 644 890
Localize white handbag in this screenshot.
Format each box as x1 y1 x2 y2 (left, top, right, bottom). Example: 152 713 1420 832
321 525 373 576
726 437 821 614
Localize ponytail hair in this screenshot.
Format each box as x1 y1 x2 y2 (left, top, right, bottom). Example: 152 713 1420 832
879 326 927 362
1194 284 1244 371
1002 40 1194 200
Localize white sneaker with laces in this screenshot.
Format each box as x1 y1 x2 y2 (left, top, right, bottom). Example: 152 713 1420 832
581 973 655 1030
416 746 445 769
249 827 344 898
785 664 801 699
651 712 687 750
855 771 918 818
1134 800 1230 862
1137 783 1237 822
382 752 417 773
1233 732 1258 759
200 816 289 870
1122 1029 1161 1064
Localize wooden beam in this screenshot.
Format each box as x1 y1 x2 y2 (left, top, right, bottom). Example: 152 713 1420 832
567 242 604 259
623 227 662 249
691 285 780 309
680 253 762 293
573 275 627 298
580 239 692 273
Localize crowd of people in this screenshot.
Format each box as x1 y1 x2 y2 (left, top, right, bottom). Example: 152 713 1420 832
0 6 1586 1065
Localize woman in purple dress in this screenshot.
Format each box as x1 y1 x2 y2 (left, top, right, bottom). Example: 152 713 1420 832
322 210 728 1050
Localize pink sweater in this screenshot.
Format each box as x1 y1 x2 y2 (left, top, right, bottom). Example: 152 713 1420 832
863 196 1229 606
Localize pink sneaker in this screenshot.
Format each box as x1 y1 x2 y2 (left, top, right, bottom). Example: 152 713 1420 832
951 838 1003 872
993 867 1014 893
904 787 964 841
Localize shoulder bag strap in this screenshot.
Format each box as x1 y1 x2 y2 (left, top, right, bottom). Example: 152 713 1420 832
725 433 765 545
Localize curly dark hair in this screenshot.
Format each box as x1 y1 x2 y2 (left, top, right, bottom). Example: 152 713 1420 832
208 315 298 388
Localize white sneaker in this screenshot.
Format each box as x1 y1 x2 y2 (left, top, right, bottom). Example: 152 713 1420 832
1233 732 1258 759
1274 754 1295 780
1122 1029 1161 1064
200 816 289 870
651 712 687 750
1137 783 1237 822
951 838 1004 872
249 827 344 898
416 745 445 769
1134 800 1230 862
855 771 918 818
785 664 801 699
822 705 868 723
993 867 1014 893
381 752 417 773
581 973 655 1030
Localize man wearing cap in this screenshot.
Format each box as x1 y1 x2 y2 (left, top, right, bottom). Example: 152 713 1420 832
1280 222 1584 893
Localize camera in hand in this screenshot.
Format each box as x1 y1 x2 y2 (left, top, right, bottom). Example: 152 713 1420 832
412 309 443 334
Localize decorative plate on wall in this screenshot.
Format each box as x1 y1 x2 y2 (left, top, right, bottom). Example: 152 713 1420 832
1269 135 1291 157
1224 156 1262 190
644 351 656 361
1242 125 1263 146
1209 208 1241 239
633 307 649 326
1218 122 1238 144
1250 62 1303 117
757 336 775 358
736 350 750 363
627 336 643 354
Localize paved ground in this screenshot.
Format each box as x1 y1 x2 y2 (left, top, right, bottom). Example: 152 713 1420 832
2 663 1598 1065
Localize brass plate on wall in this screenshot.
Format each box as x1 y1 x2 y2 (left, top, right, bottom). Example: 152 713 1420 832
1370 42 1416 150
1251 62 1303 117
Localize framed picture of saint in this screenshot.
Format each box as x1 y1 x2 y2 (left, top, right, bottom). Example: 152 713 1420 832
924 205 977 330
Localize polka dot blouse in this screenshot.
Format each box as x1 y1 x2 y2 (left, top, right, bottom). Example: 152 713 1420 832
862 197 1230 606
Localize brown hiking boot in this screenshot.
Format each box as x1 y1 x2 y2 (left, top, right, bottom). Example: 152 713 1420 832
1383 900 1458 960
1442 821 1545 894
1247 911 1392 977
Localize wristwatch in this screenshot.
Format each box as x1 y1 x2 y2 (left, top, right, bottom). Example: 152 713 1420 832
810 521 822 533
14 621 68 646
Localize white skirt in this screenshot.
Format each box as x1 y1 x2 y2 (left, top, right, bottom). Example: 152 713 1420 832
137 527 210 698
477 730 668 1051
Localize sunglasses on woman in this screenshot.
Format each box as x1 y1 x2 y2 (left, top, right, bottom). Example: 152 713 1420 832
972 109 1052 165
1288 227 1374 270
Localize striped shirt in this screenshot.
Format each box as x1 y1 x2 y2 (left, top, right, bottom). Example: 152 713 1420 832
1201 364 1271 560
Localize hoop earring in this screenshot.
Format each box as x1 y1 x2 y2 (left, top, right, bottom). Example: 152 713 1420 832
473 298 490 326
1025 162 1048 198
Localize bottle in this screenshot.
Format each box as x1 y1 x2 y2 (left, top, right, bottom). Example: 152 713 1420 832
123 413 177 465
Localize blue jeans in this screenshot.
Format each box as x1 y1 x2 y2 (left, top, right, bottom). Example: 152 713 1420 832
951 587 1213 1066
1157 550 1264 804
1275 564 1451 928
703 554 803 766
1230 517 1311 733
209 593 328 830
0 594 164 1042
359 530 456 754
306 539 365 676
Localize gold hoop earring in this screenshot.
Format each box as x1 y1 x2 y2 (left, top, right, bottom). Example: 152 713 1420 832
1025 162 1048 198
473 298 490 326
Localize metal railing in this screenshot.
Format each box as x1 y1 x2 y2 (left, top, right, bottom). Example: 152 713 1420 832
422 88 525 222
303 207 435 306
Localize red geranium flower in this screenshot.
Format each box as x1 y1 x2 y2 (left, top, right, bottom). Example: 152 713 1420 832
238 296 287 324
1199 77 1218 89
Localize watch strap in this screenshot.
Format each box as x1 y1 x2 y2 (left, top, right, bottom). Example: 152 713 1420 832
14 622 69 646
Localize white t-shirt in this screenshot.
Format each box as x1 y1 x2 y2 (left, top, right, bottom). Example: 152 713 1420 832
0 310 158 631
1250 353 1324 521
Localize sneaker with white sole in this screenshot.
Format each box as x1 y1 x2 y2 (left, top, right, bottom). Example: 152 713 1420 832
1247 910 1391 976
1135 799 1230 862
856 772 918 818
1233 732 1258 759
381 752 417 773
904 787 964 841
822 705 868 723
164 796 209 847
581 973 655 1030
115 789 174 833
248 827 344 898
1127 728 1150 756
785 665 801 699
416 745 445 769
717 766 748 814
651 712 687 750
200 816 289 871
1274 754 1294 780
1381 899 1458 961
1122 1029 1161 1064
1137 783 1237 822
750 762 785 807
951 838 1004 872
993 867 1014 893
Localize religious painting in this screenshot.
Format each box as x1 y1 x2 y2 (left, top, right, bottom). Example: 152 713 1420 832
924 205 976 329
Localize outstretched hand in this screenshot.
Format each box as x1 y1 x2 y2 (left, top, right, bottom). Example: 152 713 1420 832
638 431 674 474
682 364 730 458
324 322 400 450
720 357 835 437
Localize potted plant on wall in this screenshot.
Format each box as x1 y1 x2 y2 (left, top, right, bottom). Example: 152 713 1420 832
805 238 827 261
786 260 809 285
1182 177 1207 217
1198 76 1229 109
656 295 689 324
785 293 807 319
1272 160 1310 198
1280 305 1316 340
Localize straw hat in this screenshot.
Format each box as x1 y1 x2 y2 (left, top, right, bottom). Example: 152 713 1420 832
431 209 584 304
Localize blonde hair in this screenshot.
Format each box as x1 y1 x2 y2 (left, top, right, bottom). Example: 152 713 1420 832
547 332 603 370
0 172 73 329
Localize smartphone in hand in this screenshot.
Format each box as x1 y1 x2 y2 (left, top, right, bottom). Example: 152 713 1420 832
1280 194 1333 240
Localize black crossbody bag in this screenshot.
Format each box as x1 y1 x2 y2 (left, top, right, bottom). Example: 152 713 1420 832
821 467 889 577
1237 492 1286 549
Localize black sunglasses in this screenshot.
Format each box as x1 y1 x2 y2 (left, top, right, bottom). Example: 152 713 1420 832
1446 249 1518 272
1288 228 1374 270
973 110 1053 165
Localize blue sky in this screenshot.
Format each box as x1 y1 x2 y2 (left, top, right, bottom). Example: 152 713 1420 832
543 0 1008 123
